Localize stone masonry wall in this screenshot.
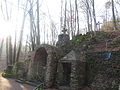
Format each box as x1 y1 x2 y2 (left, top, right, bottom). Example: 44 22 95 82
25 44 62 88
86 51 120 90
71 61 86 90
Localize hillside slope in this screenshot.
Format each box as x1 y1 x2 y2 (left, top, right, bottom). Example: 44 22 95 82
70 31 120 52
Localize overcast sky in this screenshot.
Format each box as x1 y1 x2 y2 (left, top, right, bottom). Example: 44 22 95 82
0 0 107 40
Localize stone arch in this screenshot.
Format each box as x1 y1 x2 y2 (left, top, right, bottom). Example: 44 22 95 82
28 44 63 87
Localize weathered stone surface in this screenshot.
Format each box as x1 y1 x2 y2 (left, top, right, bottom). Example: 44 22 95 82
86 51 120 90
56 33 70 48
56 32 70 54
70 61 86 90
91 74 119 90
24 43 120 90
60 50 86 62
25 44 62 88
25 52 35 80
57 50 86 90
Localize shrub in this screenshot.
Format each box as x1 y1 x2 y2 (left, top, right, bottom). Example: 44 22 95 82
2 65 16 78
15 62 25 70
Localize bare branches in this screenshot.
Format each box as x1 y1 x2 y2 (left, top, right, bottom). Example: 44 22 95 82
16 0 28 62
80 0 93 32
4 0 9 20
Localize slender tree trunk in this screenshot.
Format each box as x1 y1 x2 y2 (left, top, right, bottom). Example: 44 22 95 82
16 0 28 62
13 31 16 64
4 0 9 20
70 0 74 38
105 8 108 28
64 0 67 29
6 38 9 65
60 0 63 30
75 0 80 34
86 0 90 32
0 39 4 60
89 7 93 31
74 1 77 35
36 0 40 45
67 17 70 35
8 36 13 65
44 21 46 44
29 11 35 51
111 0 117 30
92 0 97 32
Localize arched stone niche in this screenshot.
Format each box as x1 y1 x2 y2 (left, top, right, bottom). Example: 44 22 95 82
27 44 62 88
31 47 48 82
34 47 48 66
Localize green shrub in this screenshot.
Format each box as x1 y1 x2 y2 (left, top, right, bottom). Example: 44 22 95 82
2 62 25 78
2 73 15 78
2 65 16 78
15 62 25 70
5 65 13 73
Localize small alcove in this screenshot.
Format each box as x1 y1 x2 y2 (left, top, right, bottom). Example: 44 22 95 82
34 47 48 66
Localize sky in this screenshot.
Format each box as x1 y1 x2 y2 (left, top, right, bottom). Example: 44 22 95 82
0 0 107 41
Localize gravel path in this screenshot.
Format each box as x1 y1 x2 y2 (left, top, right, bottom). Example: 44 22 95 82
0 74 35 90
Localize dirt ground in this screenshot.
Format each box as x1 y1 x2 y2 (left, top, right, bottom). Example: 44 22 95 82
0 74 35 90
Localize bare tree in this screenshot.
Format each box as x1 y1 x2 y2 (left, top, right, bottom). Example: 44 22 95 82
64 0 67 30
4 0 9 20
0 39 4 60
92 0 97 31
80 0 93 32
6 36 13 65
105 1 111 22
75 0 80 34
16 0 28 62
8 36 13 65
111 0 117 30
6 37 9 65
69 0 74 38
86 0 91 32
36 0 40 45
60 0 80 37
13 31 17 64
60 0 63 30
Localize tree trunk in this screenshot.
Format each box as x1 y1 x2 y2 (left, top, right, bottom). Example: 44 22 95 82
13 31 16 64
92 0 97 32
86 0 90 32
75 0 80 34
6 38 9 65
64 0 67 29
36 0 40 45
111 0 117 30
0 39 4 60
16 0 28 62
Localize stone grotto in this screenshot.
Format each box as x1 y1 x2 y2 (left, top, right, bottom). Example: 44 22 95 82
24 29 120 90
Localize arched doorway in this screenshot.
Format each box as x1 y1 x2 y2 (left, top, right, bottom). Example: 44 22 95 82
32 47 48 82
34 47 48 66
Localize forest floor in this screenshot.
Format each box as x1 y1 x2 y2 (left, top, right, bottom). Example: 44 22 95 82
0 73 35 90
